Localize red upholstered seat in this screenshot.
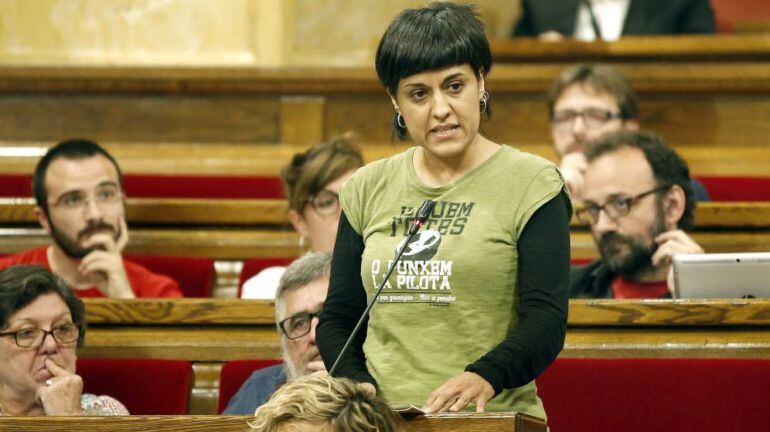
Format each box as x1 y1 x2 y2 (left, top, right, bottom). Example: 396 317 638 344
217 359 282 414
127 255 215 298
237 257 296 297
696 176 770 201
78 358 192 415
537 358 770 432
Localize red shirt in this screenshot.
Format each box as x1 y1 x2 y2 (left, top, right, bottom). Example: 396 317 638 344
611 276 669 299
0 246 183 298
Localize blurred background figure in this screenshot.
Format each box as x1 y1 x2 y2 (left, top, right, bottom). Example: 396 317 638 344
514 0 715 41
0 265 129 416
241 136 363 299
250 374 403 432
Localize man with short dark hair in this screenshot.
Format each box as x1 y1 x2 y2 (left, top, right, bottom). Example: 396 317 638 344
224 252 330 414
0 139 181 298
548 64 640 201
570 131 703 299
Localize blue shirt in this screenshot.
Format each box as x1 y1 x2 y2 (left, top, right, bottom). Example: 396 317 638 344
222 363 286 414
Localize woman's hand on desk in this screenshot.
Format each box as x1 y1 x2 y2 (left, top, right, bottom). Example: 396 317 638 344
422 372 494 413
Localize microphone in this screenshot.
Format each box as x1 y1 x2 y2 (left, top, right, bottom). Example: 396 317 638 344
329 199 435 377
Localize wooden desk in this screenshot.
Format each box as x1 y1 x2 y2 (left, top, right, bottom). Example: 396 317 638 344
0 412 546 432
491 34 770 63
78 299 770 414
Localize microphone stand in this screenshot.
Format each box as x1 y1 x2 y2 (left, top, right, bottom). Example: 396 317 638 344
329 203 433 377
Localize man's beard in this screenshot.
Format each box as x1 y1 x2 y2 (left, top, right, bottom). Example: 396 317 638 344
49 219 120 259
596 202 667 280
281 338 321 383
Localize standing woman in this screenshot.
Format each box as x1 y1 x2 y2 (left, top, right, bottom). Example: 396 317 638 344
317 2 572 419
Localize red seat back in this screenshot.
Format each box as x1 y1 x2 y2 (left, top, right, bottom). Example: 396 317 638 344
127 255 215 298
217 359 282 414
78 358 192 415
537 357 770 432
696 176 770 201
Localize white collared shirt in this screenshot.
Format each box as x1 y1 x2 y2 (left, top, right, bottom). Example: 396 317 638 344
574 0 631 41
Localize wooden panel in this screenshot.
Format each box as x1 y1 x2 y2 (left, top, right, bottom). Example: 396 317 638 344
0 413 545 432
1 228 767 260
85 299 276 325
0 228 300 260
81 299 770 327
0 95 279 143
490 34 770 62
4 199 769 228
81 327 280 361
190 363 223 416
280 96 326 145
0 141 767 178
0 64 768 147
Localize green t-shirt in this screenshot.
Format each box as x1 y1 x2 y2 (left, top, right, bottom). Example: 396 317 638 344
340 145 564 417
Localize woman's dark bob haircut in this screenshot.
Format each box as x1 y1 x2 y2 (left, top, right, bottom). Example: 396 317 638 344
376 2 492 140
0 265 86 348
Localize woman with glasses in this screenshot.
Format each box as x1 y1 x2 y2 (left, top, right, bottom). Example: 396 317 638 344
318 2 571 419
0 265 128 416
241 136 364 299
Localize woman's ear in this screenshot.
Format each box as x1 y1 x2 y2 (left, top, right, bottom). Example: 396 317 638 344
287 209 309 238
390 94 400 113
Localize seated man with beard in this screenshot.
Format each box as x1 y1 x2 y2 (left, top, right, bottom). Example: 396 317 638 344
0 139 181 298
570 131 703 299
224 252 329 414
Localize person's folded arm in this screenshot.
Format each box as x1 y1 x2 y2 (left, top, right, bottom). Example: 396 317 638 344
316 212 377 386
465 191 571 394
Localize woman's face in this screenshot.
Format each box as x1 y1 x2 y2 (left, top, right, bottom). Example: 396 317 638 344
0 293 78 400
391 64 485 161
290 170 355 253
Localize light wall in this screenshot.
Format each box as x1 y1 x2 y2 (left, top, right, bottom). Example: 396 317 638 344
0 0 520 66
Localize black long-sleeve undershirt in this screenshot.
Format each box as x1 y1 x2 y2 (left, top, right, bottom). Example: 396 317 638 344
316 191 571 394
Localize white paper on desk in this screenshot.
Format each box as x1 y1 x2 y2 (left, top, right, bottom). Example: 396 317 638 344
391 403 426 419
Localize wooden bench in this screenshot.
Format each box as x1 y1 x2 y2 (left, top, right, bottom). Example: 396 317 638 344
2 200 769 296
78 298 770 414
0 61 768 150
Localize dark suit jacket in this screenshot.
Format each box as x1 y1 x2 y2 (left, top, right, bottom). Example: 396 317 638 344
513 0 715 37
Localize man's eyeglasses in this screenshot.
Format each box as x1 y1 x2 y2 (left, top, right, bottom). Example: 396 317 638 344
576 185 671 225
307 191 340 216
0 322 80 349
552 108 624 130
49 185 123 212
278 311 321 340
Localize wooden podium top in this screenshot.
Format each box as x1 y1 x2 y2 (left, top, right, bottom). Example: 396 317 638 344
0 412 546 432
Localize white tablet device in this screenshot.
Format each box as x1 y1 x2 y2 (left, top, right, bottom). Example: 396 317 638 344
673 252 770 299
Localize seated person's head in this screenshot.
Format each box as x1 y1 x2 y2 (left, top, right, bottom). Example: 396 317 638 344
276 252 332 381
251 374 402 432
32 139 125 259
0 265 85 415
282 136 363 252
577 131 694 279
549 64 640 158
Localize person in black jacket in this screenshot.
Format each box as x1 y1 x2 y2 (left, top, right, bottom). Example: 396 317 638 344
514 0 715 41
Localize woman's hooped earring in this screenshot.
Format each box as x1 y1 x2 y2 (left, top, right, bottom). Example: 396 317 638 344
396 112 406 128
480 91 490 112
